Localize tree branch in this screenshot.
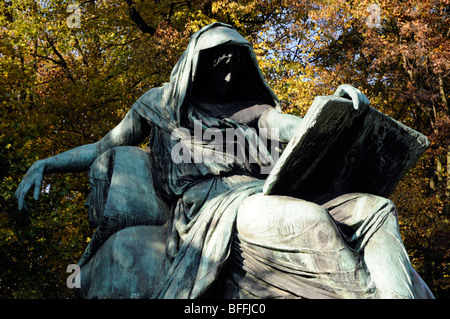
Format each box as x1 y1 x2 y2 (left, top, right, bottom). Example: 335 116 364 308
45 33 75 83
125 0 156 35
438 76 448 113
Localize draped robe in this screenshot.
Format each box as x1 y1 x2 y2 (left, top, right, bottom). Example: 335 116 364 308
79 23 433 299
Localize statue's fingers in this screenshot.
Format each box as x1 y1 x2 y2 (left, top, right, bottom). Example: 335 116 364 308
17 196 24 211
21 200 29 211
33 178 42 200
352 90 369 110
15 183 24 210
17 190 27 211
357 92 370 110
348 90 360 110
352 87 370 105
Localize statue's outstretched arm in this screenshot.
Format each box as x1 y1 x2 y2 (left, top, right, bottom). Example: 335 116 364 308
15 109 150 211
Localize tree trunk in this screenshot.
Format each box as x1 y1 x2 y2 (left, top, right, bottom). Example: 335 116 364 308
438 76 448 114
446 145 450 198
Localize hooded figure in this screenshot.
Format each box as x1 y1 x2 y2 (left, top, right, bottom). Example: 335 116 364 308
16 23 434 299
132 23 284 298
79 22 287 297
133 22 282 189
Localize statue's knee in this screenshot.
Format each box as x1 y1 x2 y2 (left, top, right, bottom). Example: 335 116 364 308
86 146 168 228
358 195 401 240
380 198 401 233
90 148 117 180
369 195 398 219
352 194 398 221
384 198 398 218
237 194 332 238
86 149 116 226
237 194 344 252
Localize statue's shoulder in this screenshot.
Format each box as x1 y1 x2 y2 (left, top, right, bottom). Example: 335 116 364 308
131 83 176 127
136 85 167 104
132 84 169 113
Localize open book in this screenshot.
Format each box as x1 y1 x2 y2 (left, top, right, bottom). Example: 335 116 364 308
263 95 430 198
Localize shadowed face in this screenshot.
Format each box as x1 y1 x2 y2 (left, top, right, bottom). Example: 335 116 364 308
195 45 245 100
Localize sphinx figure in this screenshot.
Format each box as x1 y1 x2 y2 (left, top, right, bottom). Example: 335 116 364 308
16 23 434 299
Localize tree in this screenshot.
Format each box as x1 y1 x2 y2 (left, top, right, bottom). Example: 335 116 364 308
1 0 448 298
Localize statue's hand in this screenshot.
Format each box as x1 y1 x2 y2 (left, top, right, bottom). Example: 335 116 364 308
334 84 370 111
15 160 46 211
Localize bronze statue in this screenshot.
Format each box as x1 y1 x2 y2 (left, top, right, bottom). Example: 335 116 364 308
15 23 434 299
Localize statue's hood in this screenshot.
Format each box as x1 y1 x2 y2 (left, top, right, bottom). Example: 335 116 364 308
166 22 281 127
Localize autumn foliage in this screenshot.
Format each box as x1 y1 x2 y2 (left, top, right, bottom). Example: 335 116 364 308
1 0 449 298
